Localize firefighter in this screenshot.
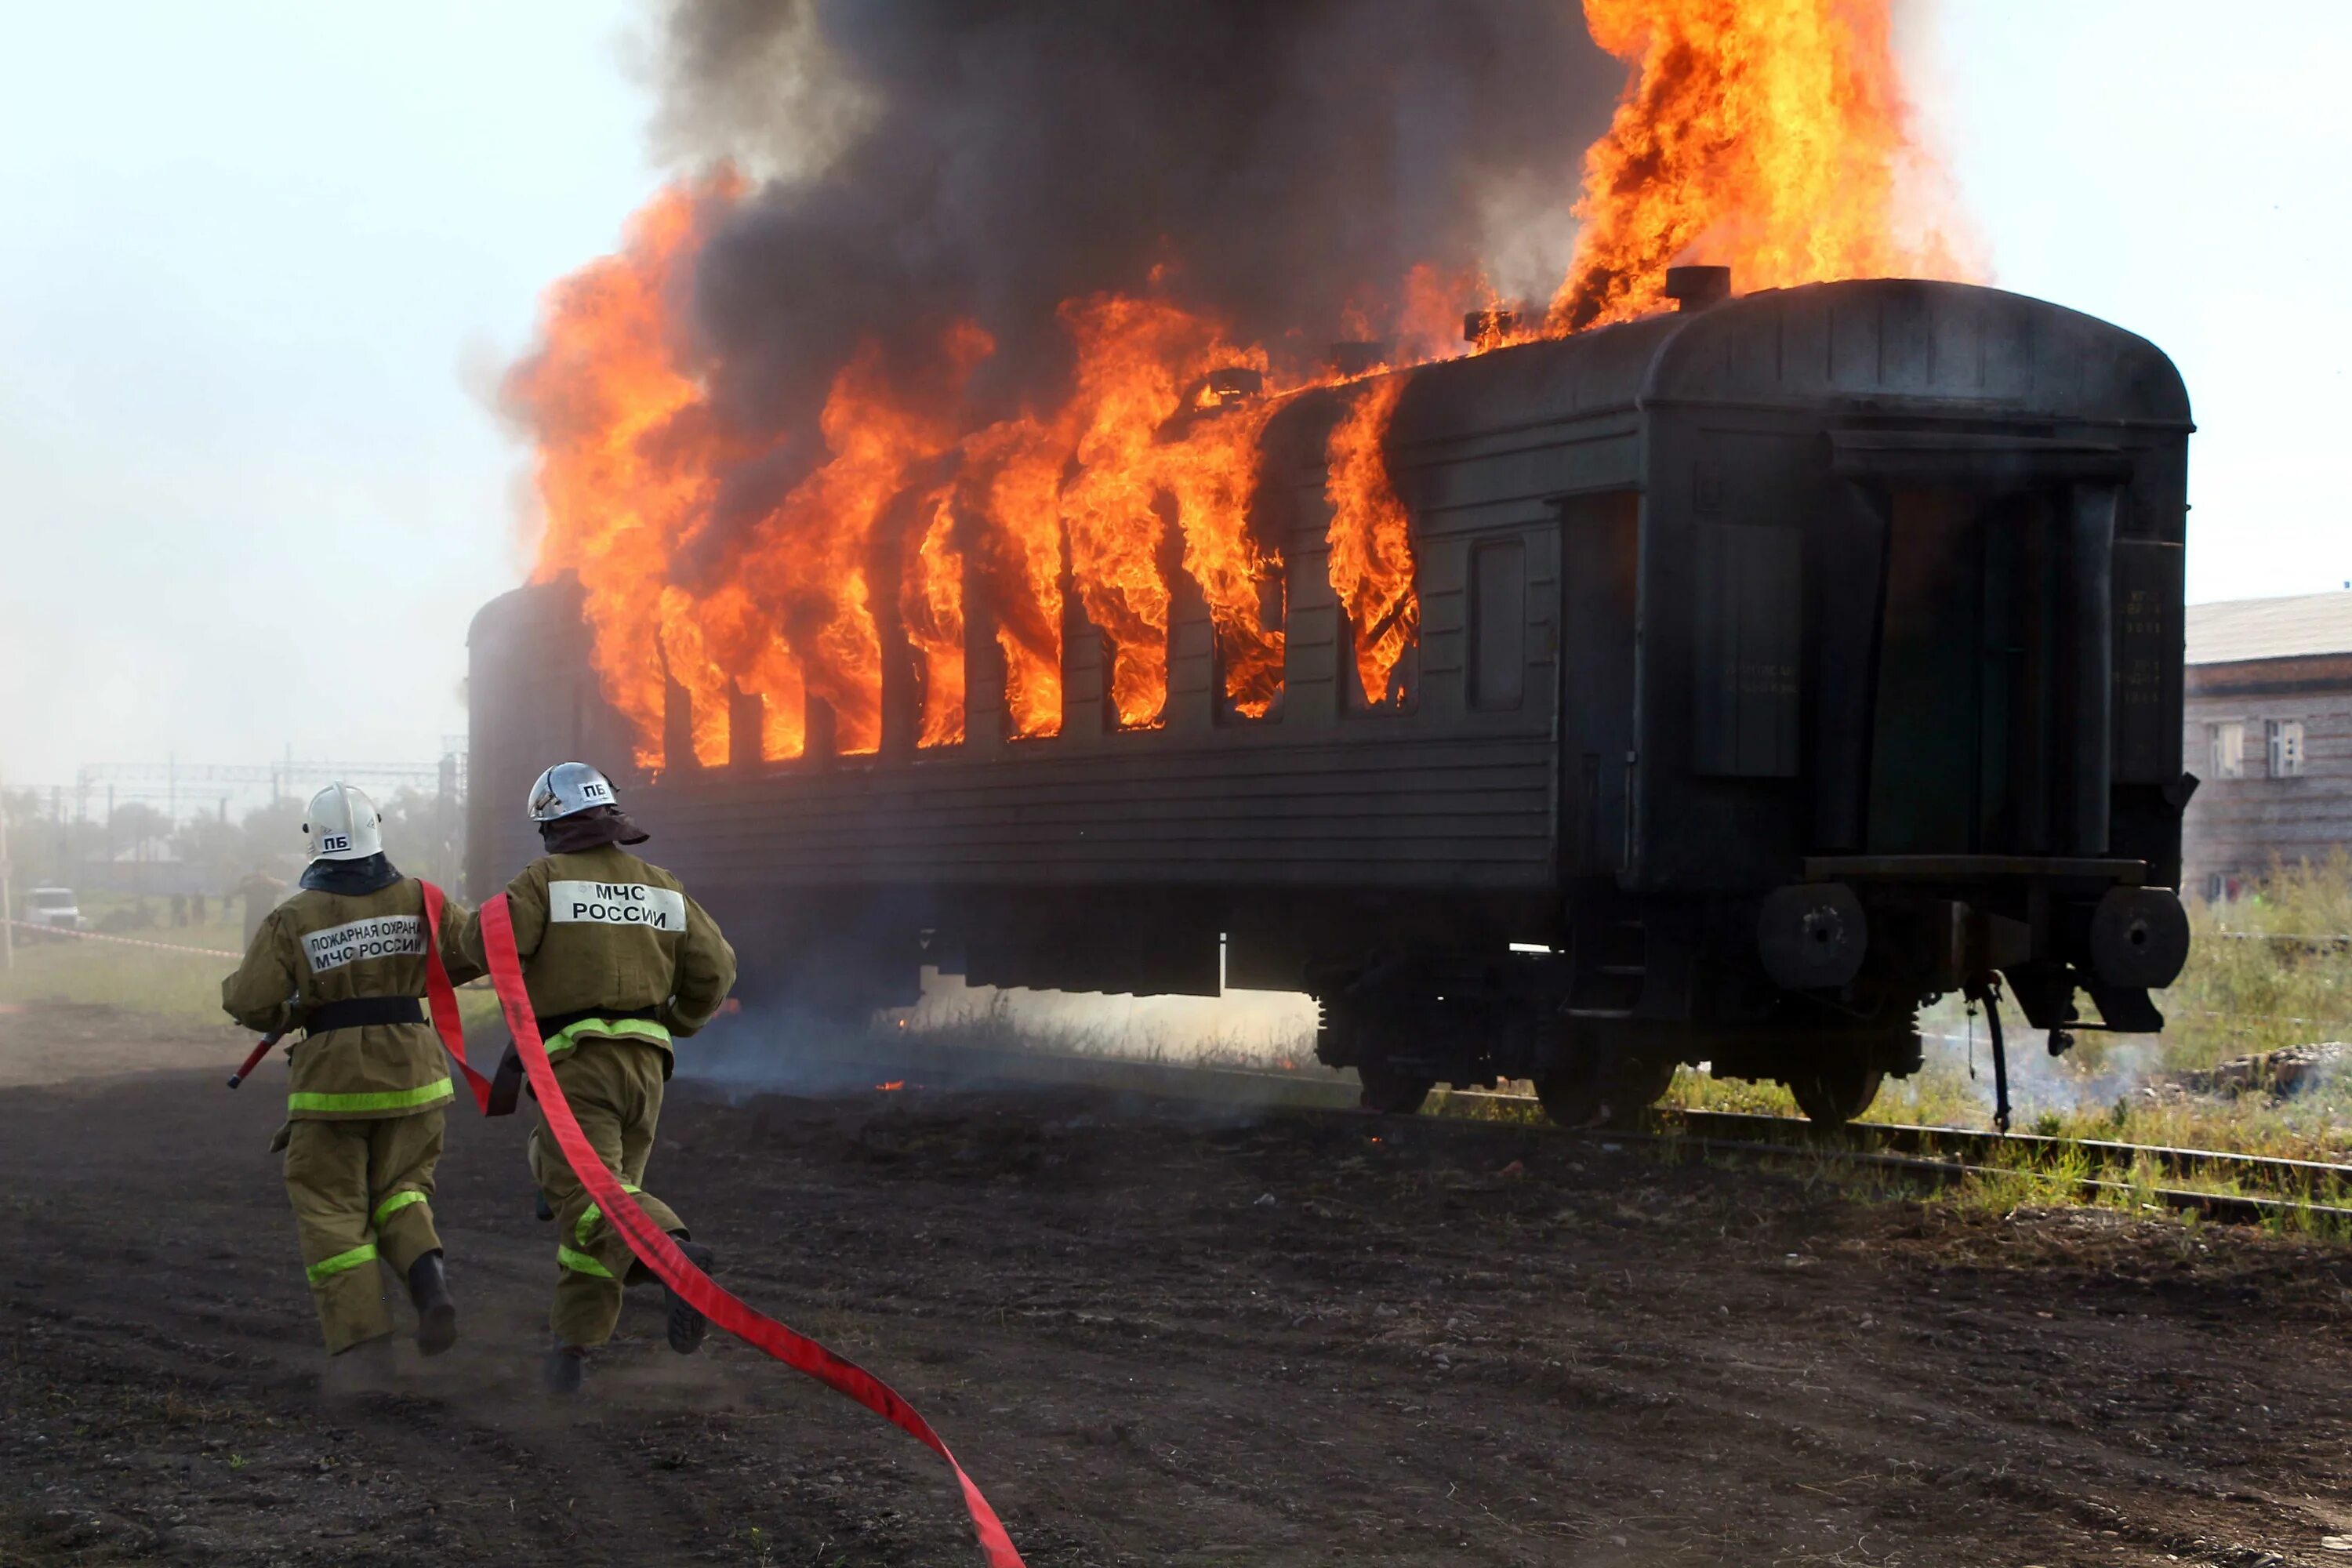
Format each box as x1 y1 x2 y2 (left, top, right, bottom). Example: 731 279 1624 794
220 783 481 1367
460 761 737 1394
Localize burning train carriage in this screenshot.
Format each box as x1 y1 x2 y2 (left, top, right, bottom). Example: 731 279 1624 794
470 273 2194 1125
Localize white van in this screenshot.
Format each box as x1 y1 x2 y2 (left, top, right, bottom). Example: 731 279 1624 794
24 887 87 935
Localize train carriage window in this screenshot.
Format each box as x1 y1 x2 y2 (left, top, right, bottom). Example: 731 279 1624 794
1345 610 1420 713
1216 568 1288 724
1470 540 1526 713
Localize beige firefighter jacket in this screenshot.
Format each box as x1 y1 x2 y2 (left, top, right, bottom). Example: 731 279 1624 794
459 844 736 1061
220 877 482 1120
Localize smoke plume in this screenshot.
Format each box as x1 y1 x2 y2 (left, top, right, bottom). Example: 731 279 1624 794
645 0 1620 548
509 2 1965 769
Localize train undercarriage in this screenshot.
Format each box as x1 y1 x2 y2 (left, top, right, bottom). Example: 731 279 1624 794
1307 867 2187 1129
712 860 2188 1134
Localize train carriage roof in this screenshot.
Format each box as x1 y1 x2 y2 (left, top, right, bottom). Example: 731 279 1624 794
1385 279 2190 445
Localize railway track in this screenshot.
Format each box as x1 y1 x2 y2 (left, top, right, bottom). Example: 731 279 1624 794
742 1033 2352 1229
1659 1112 2352 1228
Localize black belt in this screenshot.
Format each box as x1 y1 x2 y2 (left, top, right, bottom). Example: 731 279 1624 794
302 996 425 1036
510 1007 671 1094
534 1005 663 1039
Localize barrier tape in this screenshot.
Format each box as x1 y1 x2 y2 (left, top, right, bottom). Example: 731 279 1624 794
475 894 1025 1567
2 918 240 957
4 916 499 993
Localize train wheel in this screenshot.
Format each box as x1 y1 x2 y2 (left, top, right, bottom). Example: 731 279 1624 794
1356 1063 1434 1116
1535 1055 1676 1130
1788 1065 1883 1128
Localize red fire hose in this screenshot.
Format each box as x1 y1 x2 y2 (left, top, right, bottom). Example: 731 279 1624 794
474 893 1026 1568
418 881 503 1113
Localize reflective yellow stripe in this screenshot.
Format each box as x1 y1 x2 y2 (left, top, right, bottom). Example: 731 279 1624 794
372 1189 429 1229
556 1244 614 1279
543 1018 671 1057
287 1076 453 1115
307 1243 378 1286
573 1184 642 1248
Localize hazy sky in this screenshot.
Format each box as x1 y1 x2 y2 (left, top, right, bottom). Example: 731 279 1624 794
4 2 2349 797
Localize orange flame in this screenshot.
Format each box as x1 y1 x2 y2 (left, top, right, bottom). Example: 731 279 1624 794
957 418 1068 738
505 174 748 770
1550 0 1973 332
515 2 1974 771
1163 393 1285 719
1325 374 1417 705
902 485 967 748
690 579 808 760
728 325 993 757
1053 296 1291 726
656 585 735 768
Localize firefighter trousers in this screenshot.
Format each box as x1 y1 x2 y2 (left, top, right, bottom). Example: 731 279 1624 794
282 1110 445 1354
528 1033 687 1348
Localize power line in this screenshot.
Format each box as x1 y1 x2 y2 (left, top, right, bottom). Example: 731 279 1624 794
79 761 449 786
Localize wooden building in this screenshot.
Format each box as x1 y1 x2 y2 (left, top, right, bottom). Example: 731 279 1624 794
2181 590 2352 899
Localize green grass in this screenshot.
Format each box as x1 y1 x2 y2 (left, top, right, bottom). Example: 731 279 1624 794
1652 853 2352 1167
2161 849 2352 1066
0 922 503 1031
1661 1054 2352 1166
0 923 242 1022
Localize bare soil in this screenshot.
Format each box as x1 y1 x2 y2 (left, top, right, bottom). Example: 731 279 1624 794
7 1003 2352 1567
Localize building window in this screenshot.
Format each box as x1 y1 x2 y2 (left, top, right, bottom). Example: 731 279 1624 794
2267 719 2307 778
2209 721 2245 779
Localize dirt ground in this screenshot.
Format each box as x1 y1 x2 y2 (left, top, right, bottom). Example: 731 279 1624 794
8 1004 2352 1566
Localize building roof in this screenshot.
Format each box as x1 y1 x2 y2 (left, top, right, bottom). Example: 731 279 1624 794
2186 591 2352 666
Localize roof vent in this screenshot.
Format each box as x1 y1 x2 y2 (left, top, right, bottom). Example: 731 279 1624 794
1462 308 1522 346
1664 265 1732 312
1196 367 1265 408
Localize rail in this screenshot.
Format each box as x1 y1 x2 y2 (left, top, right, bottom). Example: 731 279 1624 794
754 1033 2352 1229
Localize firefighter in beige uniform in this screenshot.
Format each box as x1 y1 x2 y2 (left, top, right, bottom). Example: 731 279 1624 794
460 762 736 1392
221 783 481 1361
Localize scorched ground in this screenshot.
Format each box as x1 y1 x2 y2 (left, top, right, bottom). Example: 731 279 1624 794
5 1004 2351 1566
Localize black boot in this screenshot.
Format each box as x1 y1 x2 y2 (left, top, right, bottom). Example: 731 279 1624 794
665 1238 715 1355
406 1250 457 1357
543 1342 586 1396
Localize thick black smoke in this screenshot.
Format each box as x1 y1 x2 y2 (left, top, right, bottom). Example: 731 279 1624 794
651 0 1621 538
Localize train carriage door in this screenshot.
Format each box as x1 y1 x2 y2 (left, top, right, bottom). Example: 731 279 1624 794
1828 435 2139 859
1866 490 1986 851
1562 492 1639 874
1861 485 2080 855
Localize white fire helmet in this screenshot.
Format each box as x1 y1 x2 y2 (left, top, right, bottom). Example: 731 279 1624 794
527 761 619 823
303 782 384 862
